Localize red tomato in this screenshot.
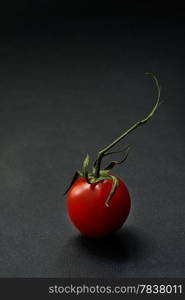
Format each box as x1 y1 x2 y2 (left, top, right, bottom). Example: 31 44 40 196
65 73 160 238
67 176 131 238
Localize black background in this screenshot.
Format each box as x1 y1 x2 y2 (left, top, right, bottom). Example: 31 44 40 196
0 1 185 277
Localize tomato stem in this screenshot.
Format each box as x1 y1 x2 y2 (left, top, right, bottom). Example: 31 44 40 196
94 73 161 178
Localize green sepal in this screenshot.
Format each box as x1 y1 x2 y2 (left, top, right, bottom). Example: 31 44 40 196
99 169 110 176
104 146 130 171
88 174 119 206
63 170 82 195
105 175 119 207
82 154 91 184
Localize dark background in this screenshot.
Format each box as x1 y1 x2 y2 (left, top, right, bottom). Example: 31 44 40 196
0 1 185 277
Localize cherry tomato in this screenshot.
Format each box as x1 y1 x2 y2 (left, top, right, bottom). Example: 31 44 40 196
67 176 131 238
65 73 161 238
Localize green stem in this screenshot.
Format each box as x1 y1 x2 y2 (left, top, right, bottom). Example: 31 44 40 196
94 73 161 178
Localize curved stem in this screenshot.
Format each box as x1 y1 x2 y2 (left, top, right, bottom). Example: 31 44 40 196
94 73 161 178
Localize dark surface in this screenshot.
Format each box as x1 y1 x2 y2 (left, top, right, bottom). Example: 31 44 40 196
0 3 185 277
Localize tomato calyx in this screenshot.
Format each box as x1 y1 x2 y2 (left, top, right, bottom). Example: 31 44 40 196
64 73 161 206
64 146 131 206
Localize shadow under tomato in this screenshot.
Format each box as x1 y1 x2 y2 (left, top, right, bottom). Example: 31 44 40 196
72 226 150 262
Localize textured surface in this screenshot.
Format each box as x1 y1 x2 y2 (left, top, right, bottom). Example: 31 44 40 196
0 7 185 277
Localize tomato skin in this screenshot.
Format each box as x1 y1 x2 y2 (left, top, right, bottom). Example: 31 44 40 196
67 177 131 238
